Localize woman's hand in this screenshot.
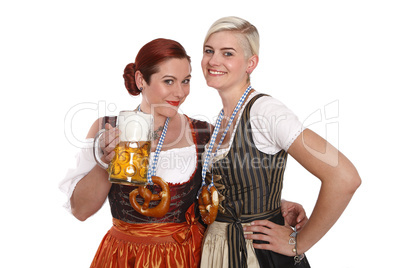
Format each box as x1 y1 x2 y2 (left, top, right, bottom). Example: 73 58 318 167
281 199 308 230
243 199 308 257
99 123 120 164
243 220 296 257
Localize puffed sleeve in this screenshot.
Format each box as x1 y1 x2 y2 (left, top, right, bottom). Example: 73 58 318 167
59 139 96 213
249 96 305 154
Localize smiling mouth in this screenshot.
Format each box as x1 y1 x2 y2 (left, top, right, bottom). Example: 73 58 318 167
208 69 226 75
166 101 180 106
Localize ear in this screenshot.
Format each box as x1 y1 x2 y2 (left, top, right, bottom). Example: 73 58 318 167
135 70 145 90
246 54 259 75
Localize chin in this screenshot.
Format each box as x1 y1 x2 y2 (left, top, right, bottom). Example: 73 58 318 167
206 80 222 90
162 107 180 118
151 105 180 118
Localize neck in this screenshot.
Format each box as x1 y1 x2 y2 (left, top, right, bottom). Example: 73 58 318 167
218 83 251 116
137 103 170 131
153 115 169 130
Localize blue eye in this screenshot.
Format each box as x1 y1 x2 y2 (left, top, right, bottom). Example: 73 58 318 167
224 52 233 56
204 49 214 54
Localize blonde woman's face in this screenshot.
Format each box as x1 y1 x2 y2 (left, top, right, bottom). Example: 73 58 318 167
201 31 251 91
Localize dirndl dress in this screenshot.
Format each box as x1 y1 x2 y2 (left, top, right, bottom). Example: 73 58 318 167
200 94 310 268
60 116 211 268
90 117 211 268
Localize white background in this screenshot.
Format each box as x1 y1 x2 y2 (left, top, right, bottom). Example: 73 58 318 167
1 0 401 267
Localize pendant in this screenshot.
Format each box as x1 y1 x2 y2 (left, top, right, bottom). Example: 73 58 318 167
129 176 171 218
198 173 219 224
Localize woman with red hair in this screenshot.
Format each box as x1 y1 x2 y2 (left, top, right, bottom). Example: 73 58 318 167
60 38 307 267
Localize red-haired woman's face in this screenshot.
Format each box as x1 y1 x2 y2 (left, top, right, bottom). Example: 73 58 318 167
141 58 191 119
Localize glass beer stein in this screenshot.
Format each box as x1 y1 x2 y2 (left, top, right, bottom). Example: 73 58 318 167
93 111 153 186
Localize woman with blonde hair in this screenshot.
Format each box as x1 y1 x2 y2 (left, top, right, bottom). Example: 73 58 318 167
199 16 361 267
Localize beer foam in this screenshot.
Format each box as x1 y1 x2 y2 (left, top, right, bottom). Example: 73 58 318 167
118 111 153 142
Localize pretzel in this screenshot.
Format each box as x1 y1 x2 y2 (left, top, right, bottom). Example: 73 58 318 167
198 185 219 224
129 176 171 218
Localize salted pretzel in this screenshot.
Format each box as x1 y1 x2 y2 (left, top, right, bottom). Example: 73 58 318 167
198 185 219 224
129 176 171 218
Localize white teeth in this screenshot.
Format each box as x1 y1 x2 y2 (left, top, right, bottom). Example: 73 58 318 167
209 70 225 75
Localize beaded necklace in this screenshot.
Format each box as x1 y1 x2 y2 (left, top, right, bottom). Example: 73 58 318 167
138 107 170 185
200 85 252 189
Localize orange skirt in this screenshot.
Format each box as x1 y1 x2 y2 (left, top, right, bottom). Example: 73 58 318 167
90 205 205 268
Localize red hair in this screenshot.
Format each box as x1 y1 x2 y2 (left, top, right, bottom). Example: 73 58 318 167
123 38 191 96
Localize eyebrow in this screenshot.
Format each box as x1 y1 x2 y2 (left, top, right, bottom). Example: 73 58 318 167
221 47 237 51
204 45 237 51
162 75 176 79
162 74 192 79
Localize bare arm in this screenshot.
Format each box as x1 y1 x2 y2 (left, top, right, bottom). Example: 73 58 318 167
70 118 120 221
244 129 361 255
287 129 361 253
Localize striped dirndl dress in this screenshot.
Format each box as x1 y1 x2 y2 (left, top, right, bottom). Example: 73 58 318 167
200 94 310 268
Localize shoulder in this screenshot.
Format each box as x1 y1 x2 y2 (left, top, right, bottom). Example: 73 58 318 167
245 92 304 152
250 93 286 109
243 91 283 111
249 93 297 119
185 115 211 146
86 116 117 138
186 116 212 132
86 117 105 139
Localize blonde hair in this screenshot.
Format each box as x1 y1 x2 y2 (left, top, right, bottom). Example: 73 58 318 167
203 16 260 58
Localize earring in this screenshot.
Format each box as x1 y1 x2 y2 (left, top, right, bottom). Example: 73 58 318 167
139 87 143 92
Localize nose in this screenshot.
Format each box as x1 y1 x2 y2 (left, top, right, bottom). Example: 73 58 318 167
173 84 186 99
207 53 220 67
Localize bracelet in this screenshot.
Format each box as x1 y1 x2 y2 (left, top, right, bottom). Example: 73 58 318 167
289 230 305 264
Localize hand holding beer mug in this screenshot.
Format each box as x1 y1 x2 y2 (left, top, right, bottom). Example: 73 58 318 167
97 117 119 165
93 111 153 186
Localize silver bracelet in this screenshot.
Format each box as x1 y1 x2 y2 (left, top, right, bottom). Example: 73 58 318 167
289 230 305 264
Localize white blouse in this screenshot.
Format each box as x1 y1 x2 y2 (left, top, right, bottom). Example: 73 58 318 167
210 91 305 163
59 141 196 213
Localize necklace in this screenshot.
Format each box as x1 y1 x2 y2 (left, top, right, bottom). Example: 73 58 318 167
147 117 169 185
129 108 171 218
138 107 170 185
201 85 252 188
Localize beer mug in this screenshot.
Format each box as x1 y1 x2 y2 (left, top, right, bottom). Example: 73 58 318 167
93 111 153 186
